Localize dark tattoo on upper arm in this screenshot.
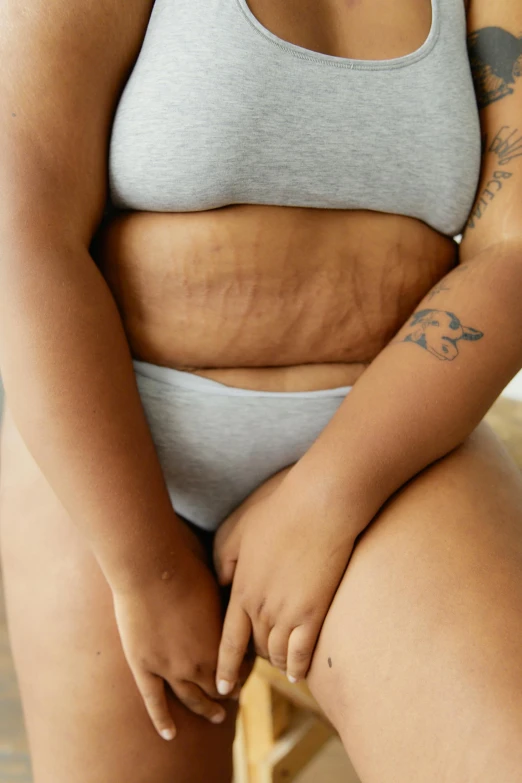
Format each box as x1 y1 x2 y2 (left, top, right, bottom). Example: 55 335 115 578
467 26 522 109
400 309 484 361
465 127 522 230
489 126 522 165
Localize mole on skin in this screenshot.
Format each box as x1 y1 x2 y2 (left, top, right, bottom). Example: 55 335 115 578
328 657 333 668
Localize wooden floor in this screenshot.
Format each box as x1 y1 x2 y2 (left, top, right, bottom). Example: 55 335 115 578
1 396 521 783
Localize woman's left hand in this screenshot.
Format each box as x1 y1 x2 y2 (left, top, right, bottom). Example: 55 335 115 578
212 466 360 694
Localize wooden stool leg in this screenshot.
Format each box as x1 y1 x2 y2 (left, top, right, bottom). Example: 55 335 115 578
235 662 335 783
237 667 283 783
259 715 334 783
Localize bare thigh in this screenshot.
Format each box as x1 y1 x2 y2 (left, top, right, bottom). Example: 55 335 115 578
307 421 522 782
0 405 236 783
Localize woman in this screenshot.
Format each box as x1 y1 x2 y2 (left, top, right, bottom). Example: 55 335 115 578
1 0 522 779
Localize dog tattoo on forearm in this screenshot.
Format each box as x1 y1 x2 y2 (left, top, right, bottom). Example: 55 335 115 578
400 309 484 361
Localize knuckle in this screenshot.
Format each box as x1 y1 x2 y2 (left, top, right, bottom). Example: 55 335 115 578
291 646 314 663
300 605 320 623
171 657 215 687
184 659 205 680
253 598 267 619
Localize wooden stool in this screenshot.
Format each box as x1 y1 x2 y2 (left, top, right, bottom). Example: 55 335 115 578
233 658 336 783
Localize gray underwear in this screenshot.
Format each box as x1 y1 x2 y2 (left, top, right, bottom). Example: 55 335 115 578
132 359 352 531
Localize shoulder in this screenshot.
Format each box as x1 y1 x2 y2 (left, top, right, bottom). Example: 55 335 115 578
0 0 155 248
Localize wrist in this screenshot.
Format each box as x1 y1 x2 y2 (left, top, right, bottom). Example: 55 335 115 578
99 510 201 594
282 450 388 536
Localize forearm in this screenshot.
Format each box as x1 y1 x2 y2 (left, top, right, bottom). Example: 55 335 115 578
286 242 522 527
0 235 188 590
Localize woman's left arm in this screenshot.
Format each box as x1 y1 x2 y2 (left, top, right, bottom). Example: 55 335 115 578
286 0 522 526
214 0 522 694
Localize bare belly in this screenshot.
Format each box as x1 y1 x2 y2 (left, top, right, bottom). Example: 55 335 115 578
91 204 458 391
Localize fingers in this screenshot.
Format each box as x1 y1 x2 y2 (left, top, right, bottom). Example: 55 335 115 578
213 524 240 586
251 612 272 660
134 669 231 739
267 624 290 672
267 623 320 681
216 600 251 696
214 553 237 587
175 680 227 725
286 624 319 683
134 671 177 741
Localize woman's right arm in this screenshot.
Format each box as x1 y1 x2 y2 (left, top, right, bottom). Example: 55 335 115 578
0 0 244 737
0 0 196 590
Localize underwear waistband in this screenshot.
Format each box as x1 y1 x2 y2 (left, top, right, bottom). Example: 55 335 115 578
132 359 353 398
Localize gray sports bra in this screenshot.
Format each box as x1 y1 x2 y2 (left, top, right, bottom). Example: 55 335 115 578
107 0 482 238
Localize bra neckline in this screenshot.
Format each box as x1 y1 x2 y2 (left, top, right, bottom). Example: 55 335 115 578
234 0 440 70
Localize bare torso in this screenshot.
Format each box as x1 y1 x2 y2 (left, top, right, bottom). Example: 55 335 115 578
91 0 470 391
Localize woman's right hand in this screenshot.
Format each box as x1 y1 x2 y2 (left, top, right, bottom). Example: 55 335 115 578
111 544 242 740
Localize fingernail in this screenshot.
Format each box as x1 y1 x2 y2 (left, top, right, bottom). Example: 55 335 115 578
217 679 233 695
287 674 297 684
160 727 176 740
211 711 226 724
